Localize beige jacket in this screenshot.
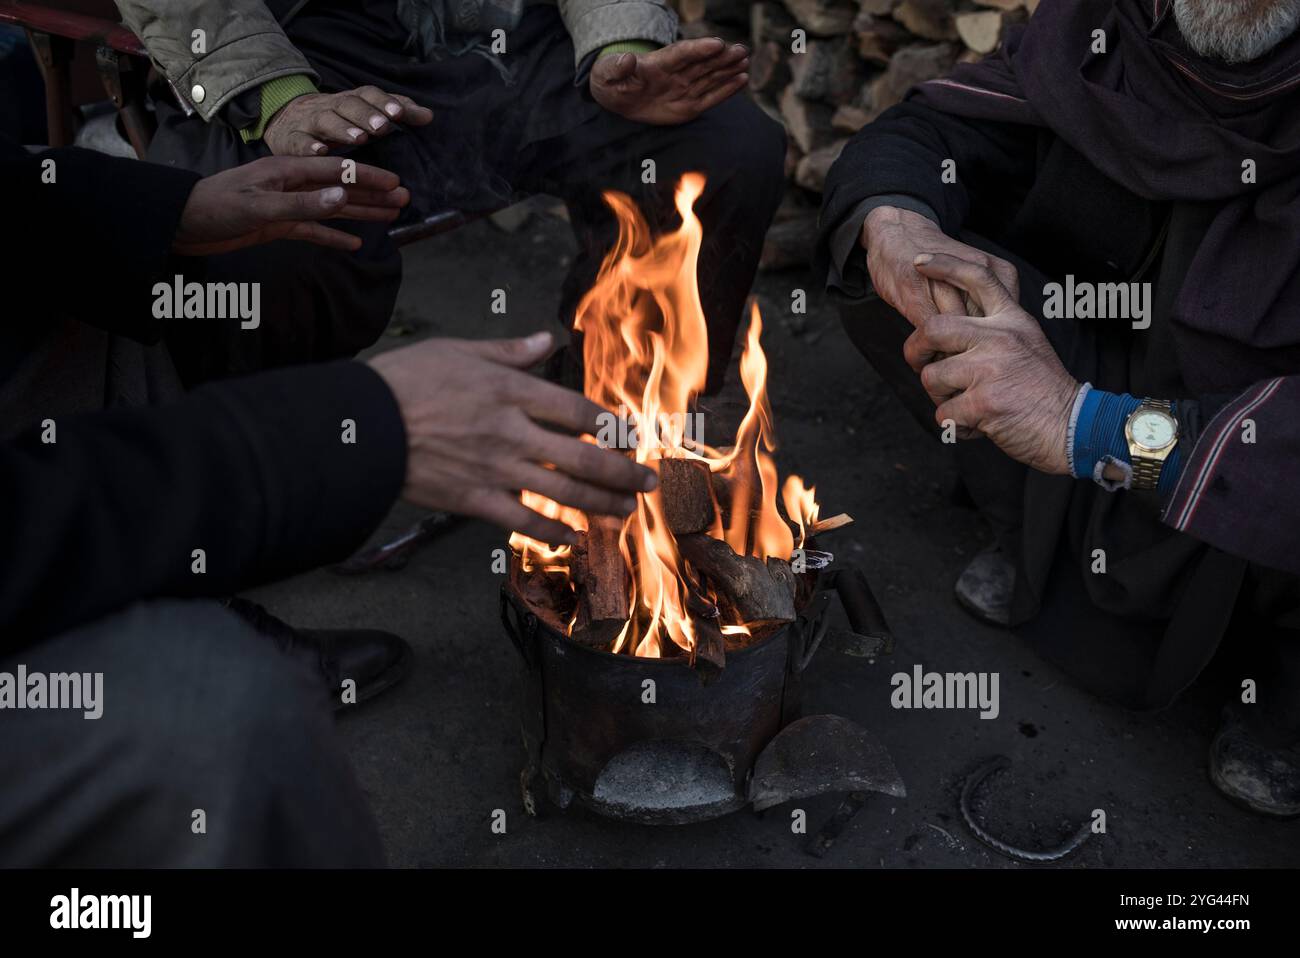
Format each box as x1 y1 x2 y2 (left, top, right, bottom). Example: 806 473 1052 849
114 0 678 121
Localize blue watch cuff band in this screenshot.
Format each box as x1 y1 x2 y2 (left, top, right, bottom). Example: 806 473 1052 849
1070 385 1182 495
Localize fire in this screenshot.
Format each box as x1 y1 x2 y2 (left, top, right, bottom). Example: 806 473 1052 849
782 476 819 550
509 174 817 657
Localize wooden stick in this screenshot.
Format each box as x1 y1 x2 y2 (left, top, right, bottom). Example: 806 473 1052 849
808 512 854 536
657 457 717 535
676 533 797 627
571 515 630 649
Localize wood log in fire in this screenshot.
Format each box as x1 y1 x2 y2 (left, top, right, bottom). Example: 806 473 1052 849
657 457 717 535
509 561 572 637
676 533 798 628
689 617 727 684
570 515 631 649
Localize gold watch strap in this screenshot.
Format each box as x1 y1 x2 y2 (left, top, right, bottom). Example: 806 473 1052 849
1129 399 1173 491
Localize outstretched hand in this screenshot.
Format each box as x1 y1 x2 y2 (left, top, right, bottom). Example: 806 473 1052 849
368 331 658 546
173 156 410 256
590 38 749 125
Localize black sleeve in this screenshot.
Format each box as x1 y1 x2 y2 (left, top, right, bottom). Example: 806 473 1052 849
816 100 1038 289
0 360 407 645
5 136 201 341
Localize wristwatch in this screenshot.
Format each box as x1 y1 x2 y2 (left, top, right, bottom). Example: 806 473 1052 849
1124 399 1179 490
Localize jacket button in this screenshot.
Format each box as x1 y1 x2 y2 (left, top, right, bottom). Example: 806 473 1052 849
191 83 206 104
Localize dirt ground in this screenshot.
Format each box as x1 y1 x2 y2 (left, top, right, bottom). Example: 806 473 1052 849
248 205 1300 868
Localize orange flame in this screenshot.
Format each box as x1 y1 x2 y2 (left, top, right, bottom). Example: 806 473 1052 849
509 174 818 657
782 476 820 550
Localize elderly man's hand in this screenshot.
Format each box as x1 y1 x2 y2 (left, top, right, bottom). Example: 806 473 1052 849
905 252 1079 475
368 331 658 546
265 86 433 156
590 38 748 125
173 156 410 255
863 206 1020 327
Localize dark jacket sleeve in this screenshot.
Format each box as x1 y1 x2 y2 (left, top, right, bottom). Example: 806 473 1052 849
816 100 1038 297
1163 376 1300 575
6 137 201 341
0 360 407 645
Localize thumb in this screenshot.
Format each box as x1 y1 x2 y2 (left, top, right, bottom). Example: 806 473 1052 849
466 330 556 368
600 51 637 82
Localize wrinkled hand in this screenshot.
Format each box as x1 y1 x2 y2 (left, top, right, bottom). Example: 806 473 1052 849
265 85 433 156
905 253 1079 475
173 156 410 255
368 331 658 545
590 38 748 125
862 206 1020 327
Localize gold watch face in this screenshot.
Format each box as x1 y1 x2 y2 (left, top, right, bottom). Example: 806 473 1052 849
1129 409 1177 452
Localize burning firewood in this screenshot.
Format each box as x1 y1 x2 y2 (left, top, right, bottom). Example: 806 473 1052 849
570 514 631 649
676 533 797 628
509 561 573 637
657 457 717 535
689 617 727 684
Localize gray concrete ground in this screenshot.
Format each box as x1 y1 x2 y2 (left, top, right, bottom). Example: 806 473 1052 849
249 205 1300 868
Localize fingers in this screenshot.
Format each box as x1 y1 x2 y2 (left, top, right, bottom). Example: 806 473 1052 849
657 36 728 71
690 74 749 114
519 425 657 495
514 461 639 519
334 92 394 137
352 87 433 125
458 331 557 369
280 220 364 250
928 278 966 317
935 392 980 437
472 491 580 547
913 252 1016 316
919 353 975 404
251 184 354 224
264 156 402 193
277 129 328 157
311 108 369 145
686 63 748 101
680 41 748 82
903 314 981 371
390 93 434 125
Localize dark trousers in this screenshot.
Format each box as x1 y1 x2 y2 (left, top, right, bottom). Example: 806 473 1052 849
0 601 384 867
148 6 787 393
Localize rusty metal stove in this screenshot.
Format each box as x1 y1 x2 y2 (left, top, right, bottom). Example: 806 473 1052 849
501 554 906 837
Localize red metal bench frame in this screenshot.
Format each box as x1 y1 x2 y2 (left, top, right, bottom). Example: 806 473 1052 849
0 0 486 245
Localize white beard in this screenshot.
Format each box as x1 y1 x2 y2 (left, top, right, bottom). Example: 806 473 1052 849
1173 0 1300 62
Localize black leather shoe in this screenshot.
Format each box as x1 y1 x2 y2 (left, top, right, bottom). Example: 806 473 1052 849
1209 707 1300 818
224 597 413 712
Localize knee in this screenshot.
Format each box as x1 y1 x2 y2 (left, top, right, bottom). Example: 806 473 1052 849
100 600 329 796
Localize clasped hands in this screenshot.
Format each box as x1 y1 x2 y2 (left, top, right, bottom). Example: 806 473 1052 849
862 206 1080 475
